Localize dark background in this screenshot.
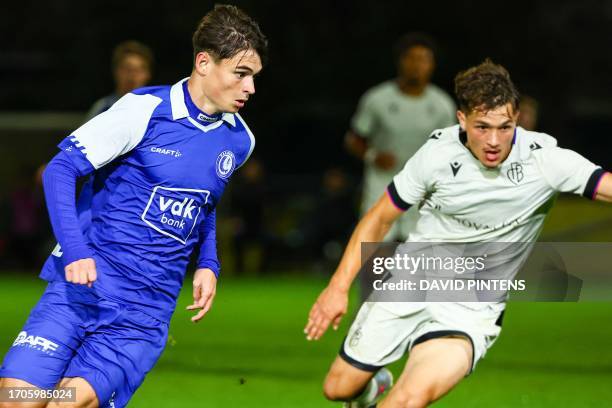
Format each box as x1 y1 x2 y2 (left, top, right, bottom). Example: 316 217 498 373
1 0 612 271
2 0 612 173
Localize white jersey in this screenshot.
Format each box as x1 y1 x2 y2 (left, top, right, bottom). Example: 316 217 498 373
388 125 603 243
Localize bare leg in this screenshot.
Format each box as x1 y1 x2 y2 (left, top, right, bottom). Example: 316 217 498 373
45 378 98 408
323 356 376 401
379 337 472 408
0 378 47 408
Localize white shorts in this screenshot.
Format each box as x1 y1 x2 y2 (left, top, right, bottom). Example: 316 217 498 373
340 302 505 374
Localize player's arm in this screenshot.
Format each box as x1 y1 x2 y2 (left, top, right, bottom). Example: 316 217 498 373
304 191 405 340
306 136 431 340
187 208 220 323
345 130 396 171
43 151 97 286
47 92 161 286
345 89 396 170
593 172 612 202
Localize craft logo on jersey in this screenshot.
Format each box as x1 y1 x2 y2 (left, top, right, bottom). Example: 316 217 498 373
507 162 524 184
12 331 59 355
216 150 236 179
141 186 210 244
150 146 182 158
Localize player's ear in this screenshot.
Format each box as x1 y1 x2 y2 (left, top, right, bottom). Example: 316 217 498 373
194 52 212 76
457 110 467 130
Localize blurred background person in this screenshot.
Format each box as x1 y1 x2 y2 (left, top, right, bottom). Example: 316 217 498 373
229 157 268 275
86 40 154 119
0 164 49 270
519 95 540 131
301 167 357 271
345 32 456 243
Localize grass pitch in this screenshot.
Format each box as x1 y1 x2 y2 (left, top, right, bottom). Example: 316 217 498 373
1 196 611 406
1 275 611 407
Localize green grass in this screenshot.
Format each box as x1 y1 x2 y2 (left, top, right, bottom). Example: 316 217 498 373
1 196 611 406
1 275 612 407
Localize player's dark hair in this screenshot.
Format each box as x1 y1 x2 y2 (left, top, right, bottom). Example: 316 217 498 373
393 32 437 62
112 41 154 72
454 59 520 114
192 4 268 65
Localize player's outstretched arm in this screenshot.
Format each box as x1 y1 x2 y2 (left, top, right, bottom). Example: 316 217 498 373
594 172 612 202
304 192 404 340
187 268 218 323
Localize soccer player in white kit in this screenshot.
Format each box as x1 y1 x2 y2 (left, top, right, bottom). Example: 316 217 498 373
346 33 456 241
305 59 612 407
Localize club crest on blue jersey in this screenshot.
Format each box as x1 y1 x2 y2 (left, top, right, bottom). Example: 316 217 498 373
216 150 236 179
141 186 210 244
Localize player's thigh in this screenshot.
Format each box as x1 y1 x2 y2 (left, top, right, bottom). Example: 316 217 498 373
380 337 472 408
323 356 375 400
0 283 89 392
44 377 97 408
0 378 47 408
62 308 168 408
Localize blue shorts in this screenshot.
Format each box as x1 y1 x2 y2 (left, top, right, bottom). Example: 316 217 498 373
0 281 168 408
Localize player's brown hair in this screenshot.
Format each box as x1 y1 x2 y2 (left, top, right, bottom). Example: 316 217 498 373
454 59 520 114
111 41 154 71
192 4 268 65
393 32 437 63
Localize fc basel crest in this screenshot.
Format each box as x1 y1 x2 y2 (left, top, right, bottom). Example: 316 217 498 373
507 162 524 184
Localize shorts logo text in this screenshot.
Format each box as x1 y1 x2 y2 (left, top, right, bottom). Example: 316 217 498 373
12 331 59 354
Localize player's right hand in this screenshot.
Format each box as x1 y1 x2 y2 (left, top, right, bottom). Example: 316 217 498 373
304 283 348 341
64 258 97 288
374 151 396 171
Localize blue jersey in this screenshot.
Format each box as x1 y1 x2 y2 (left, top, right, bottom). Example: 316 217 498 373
40 78 255 322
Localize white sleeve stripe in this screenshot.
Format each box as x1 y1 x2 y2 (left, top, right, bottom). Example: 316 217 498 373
235 113 255 167
71 93 162 169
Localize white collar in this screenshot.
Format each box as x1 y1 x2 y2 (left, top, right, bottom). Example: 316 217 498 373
169 77 236 127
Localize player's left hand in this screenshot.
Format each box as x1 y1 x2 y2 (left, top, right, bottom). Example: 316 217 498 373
186 268 217 323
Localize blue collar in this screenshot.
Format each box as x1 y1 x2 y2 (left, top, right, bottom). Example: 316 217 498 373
169 78 236 127
182 81 223 125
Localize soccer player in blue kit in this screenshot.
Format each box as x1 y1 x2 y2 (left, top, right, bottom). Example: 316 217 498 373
0 5 267 408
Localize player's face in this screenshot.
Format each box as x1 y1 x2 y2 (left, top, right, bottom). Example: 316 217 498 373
114 54 151 96
398 45 434 86
458 103 519 168
199 49 263 114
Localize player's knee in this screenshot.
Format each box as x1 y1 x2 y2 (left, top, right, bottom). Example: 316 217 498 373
391 388 433 408
322 373 360 401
